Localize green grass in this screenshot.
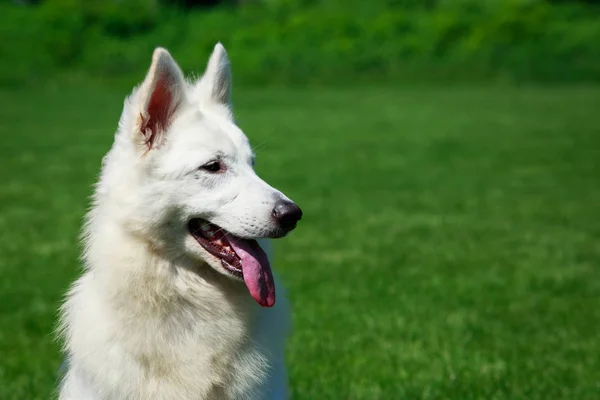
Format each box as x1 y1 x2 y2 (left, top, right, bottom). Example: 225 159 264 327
1 81 600 399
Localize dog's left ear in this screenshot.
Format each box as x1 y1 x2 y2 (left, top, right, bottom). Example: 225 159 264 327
136 48 186 149
197 43 232 107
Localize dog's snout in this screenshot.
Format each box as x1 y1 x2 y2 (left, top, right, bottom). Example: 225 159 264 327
272 200 302 232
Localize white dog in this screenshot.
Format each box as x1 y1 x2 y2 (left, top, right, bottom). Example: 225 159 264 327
57 44 302 400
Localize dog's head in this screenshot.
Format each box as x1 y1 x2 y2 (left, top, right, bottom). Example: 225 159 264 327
101 45 301 307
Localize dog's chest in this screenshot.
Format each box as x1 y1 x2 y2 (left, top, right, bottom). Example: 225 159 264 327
65 320 273 400
62 272 289 400
120 308 273 399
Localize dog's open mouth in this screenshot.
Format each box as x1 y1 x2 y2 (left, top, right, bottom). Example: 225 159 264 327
188 219 275 307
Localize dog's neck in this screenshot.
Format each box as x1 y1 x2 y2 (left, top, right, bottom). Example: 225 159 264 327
82 208 258 328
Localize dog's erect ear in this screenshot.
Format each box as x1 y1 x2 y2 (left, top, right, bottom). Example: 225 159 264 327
198 43 232 106
136 48 185 149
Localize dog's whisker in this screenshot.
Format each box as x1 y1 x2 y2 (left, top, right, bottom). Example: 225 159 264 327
251 140 268 154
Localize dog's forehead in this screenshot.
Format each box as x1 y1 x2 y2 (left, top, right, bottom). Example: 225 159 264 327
170 110 252 159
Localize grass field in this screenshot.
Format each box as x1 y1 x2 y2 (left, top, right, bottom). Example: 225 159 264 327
0 81 599 399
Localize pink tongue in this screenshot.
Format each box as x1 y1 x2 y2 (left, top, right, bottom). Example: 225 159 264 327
226 235 275 307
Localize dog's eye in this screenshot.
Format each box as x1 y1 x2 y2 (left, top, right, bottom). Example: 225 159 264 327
200 161 222 173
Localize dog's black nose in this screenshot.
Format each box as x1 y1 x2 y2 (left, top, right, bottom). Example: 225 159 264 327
272 200 303 232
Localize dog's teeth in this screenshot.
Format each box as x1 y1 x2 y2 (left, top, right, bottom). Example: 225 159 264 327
215 239 223 245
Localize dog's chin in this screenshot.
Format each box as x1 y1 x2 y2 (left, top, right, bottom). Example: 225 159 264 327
187 235 244 281
187 218 250 281
200 252 245 281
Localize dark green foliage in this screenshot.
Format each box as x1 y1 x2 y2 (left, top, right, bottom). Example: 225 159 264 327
1 0 600 84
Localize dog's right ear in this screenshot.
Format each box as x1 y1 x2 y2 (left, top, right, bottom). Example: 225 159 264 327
135 48 186 149
196 43 232 108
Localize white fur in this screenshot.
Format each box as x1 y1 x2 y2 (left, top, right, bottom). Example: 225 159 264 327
58 44 294 400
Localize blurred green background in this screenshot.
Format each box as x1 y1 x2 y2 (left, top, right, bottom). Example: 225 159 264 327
3 0 600 85
1 0 600 399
